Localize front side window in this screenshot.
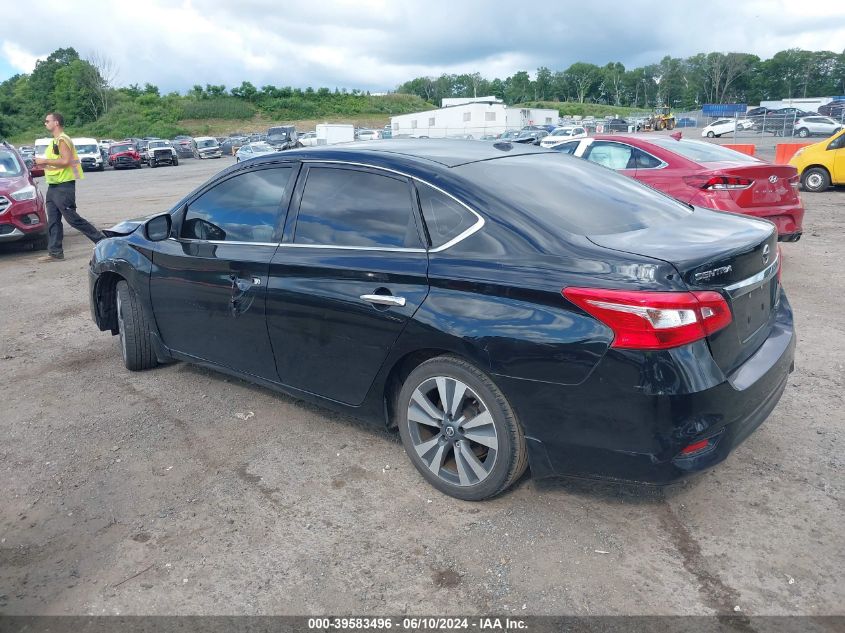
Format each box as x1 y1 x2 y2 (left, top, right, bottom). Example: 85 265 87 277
415 182 478 249
294 167 421 249
182 167 293 243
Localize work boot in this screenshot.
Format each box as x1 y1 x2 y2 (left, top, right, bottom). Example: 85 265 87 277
37 253 64 262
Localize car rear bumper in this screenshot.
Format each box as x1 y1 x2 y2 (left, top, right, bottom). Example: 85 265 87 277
694 198 804 239
496 290 795 484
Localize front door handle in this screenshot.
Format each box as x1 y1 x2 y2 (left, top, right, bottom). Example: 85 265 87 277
360 294 406 307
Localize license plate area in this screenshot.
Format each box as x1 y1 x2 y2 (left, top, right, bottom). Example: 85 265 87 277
733 278 775 342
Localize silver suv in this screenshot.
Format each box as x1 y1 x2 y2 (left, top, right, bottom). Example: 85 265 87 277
794 116 842 138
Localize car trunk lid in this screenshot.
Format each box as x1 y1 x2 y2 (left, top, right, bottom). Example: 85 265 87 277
682 162 800 209
588 208 780 375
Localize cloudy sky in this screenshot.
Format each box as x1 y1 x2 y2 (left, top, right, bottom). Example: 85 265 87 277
2 0 844 93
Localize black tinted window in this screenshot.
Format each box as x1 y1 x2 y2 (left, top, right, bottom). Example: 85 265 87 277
182 167 293 243
416 182 477 248
634 149 663 168
552 141 580 155
294 167 421 248
455 153 691 236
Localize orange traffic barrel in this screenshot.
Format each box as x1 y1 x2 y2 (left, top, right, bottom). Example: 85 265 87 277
775 143 812 164
723 144 755 156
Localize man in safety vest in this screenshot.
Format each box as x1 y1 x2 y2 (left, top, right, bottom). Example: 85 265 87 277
34 112 104 261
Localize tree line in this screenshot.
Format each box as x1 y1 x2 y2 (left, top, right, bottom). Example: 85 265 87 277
397 50 845 110
2 46 843 141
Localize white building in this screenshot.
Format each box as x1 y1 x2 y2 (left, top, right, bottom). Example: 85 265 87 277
390 97 559 139
760 96 843 111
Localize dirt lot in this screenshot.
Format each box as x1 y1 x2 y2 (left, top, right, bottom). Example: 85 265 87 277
0 155 842 617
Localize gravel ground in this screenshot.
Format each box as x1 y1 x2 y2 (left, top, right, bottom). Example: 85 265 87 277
0 154 842 617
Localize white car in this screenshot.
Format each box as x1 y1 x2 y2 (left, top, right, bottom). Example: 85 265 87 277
356 129 381 141
298 131 318 147
793 116 842 138
701 118 754 137
145 140 179 167
539 126 588 148
72 137 104 171
235 142 277 162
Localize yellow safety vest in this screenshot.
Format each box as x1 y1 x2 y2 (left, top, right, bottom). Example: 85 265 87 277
45 132 84 184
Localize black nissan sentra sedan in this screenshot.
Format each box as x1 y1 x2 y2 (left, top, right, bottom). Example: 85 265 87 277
88 140 794 500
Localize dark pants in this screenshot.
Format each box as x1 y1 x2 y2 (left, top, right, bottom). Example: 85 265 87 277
46 181 104 256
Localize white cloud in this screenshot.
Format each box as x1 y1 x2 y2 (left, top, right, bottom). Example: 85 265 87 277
1 0 844 92
1 41 43 74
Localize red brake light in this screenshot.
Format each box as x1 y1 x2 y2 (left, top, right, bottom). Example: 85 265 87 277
562 288 732 350
680 439 710 455
683 175 753 190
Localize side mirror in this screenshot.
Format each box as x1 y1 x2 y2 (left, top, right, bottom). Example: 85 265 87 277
145 214 172 241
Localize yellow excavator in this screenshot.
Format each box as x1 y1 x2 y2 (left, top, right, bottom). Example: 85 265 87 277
643 106 676 131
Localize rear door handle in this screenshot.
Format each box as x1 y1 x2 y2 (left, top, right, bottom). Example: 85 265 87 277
360 294 406 307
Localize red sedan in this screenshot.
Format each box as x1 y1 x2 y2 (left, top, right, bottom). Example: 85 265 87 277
0 143 47 250
556 134 804 241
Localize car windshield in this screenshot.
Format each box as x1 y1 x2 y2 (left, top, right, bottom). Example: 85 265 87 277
268 128 293 139
197 139 218 148
551 129 574 137
0 149 24 177
455 153 692 237
149 141 168 148
75 144 99 154
649 138 759 163
110 144 133 154
35 144 48 156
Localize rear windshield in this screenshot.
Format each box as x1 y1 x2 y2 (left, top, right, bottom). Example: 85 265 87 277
649 138 759 163
0 149 24 176
110 144 134 153
197 139 218 148
455 153 692 236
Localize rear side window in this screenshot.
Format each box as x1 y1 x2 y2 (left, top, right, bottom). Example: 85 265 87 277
415 182 478 249
182 167 293 243
294 166 422 248
456 153 691 236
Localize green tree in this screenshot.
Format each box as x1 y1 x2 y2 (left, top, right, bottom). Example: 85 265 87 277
566 63 600 103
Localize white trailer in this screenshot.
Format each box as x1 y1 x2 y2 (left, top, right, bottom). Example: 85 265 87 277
390 100 559 139
316 123 355 145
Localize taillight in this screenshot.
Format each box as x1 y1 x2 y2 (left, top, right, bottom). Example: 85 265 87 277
563 288 732 350
683 175 753 190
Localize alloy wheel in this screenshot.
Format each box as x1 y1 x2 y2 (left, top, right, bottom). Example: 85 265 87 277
406 376 499 487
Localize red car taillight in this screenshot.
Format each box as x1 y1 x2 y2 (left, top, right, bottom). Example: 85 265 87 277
563 288 732 350
683 175 753 190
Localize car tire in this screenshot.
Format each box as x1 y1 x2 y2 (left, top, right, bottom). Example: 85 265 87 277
173 157 179 166
797 128 810 138
706 131 715 138
802 167 831 193
397 355 528 501
115 280 158 371
150 160 156 168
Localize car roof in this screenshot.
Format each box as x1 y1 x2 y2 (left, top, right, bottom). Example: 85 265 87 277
280 139 553 168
